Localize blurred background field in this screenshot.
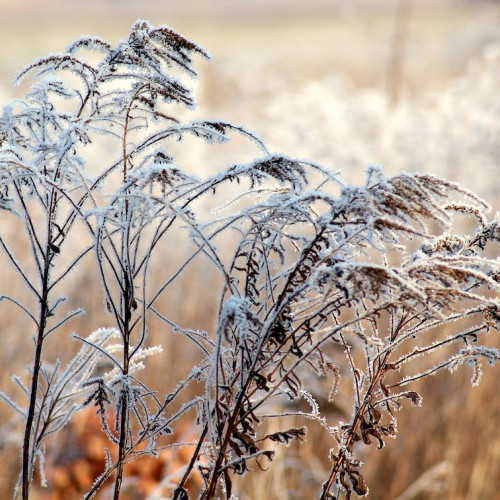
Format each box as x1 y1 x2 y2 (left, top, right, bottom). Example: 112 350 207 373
1 1 500 499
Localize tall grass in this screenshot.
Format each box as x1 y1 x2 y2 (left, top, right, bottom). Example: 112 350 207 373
0 20 499 500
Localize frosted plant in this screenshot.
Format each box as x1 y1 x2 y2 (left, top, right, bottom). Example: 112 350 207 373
0 20 499 500
262 43 500 197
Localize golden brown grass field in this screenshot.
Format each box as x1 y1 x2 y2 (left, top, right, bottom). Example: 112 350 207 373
1 1 500 499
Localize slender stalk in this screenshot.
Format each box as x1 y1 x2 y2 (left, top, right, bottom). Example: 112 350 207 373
319 351 390 500
21 243 54 499
112 92 136 498
111 259 132 498
21 304 47 499
113 340 130 500
173 424 208 499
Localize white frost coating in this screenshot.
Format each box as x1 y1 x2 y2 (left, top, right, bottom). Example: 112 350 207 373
217 296 254 344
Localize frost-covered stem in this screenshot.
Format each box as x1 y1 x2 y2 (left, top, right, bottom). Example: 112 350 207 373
320 353 391 500
113 339 130 500
111 288 133 497
112 99 136 499
203 346 266 497
20 105 65 495
21 217 57 499
202 230 331 499
203 356 268 498
320 413 366 497
112 255 132 499
173 424 208 499
201 407 240 499
21 287 49 500
84 464 120 500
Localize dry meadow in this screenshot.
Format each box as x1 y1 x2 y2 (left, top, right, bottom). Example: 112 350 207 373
0 1 499 499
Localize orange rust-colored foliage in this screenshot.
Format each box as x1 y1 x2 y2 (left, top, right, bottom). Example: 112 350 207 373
38 407 201 499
